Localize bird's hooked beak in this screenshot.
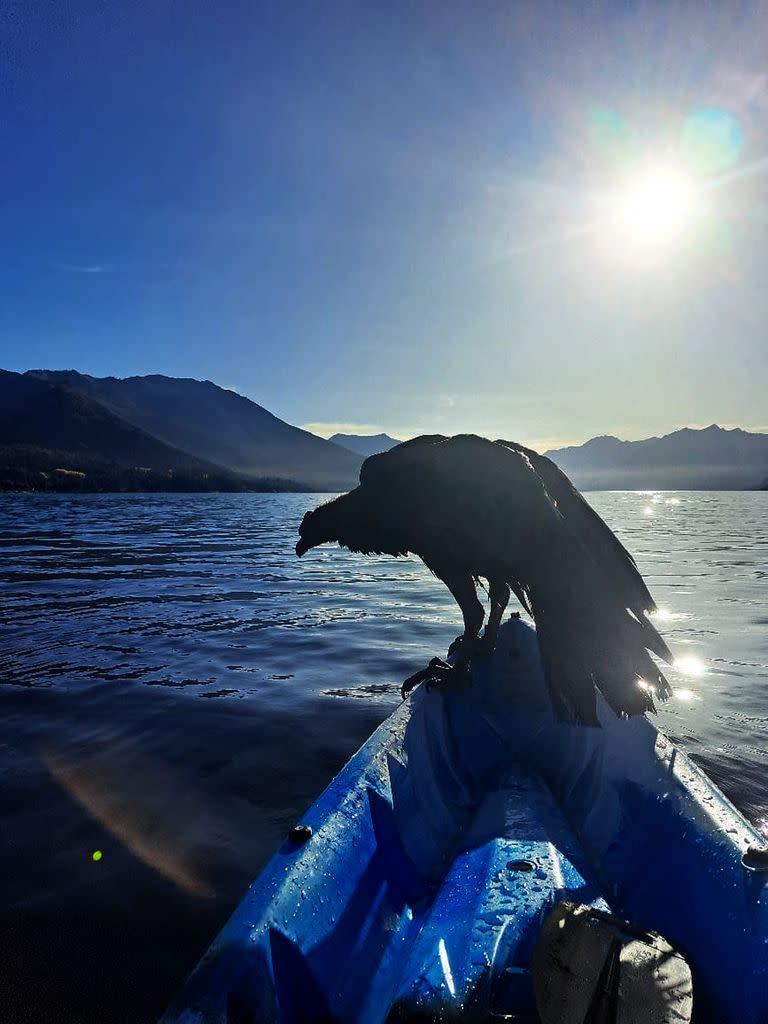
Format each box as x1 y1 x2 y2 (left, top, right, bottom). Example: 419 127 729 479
296 502 338 557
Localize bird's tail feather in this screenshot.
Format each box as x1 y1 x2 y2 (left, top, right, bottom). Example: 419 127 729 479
522 532 672 725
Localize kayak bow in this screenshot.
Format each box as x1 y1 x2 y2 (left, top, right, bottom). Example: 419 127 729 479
160 618 768 1023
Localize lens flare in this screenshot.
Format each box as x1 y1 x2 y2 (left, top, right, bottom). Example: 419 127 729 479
42 746 215 897
680 109 743 173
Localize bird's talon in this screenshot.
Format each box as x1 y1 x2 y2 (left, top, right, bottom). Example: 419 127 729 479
425 663 469 692
400 664 433 699
401 657 470 699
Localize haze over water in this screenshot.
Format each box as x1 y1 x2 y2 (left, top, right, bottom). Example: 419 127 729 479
1 490 766 1023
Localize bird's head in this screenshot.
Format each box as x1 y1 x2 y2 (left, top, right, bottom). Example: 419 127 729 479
296 494 354 557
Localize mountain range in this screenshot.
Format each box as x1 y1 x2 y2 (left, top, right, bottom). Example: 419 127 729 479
0 371 256 492
27 370 361 490
0 369 361 492
545 425 768 490
1 368 767 491
334 426 768 490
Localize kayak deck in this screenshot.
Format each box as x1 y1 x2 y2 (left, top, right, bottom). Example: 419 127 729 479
160 618 768 1023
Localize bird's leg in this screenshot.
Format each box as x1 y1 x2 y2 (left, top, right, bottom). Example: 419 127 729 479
442 571 485 670
400 571 484 699
475 578 511 657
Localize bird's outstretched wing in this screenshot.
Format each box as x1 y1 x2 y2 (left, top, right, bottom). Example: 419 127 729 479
359 435 672 724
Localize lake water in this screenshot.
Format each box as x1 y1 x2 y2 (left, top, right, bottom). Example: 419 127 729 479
1 491 766 1023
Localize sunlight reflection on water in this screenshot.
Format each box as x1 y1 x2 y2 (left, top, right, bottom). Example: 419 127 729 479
675 655 707 677
673 688 699 702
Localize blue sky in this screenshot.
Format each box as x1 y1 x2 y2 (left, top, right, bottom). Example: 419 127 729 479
2 1 767 450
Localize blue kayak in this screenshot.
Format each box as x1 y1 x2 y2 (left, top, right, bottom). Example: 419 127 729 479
160 618 768 1023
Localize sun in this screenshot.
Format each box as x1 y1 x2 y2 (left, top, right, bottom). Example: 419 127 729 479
608 167 697 244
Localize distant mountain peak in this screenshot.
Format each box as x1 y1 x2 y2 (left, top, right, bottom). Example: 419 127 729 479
328 432 400 459
583 434 623 446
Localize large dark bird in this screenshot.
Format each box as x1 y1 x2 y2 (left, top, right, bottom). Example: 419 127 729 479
296 435 672 724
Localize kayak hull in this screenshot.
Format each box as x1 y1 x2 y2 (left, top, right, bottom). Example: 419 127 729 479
161 618 768 1023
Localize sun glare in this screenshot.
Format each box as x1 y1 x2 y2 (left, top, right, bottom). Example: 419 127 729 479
609 167 697 245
